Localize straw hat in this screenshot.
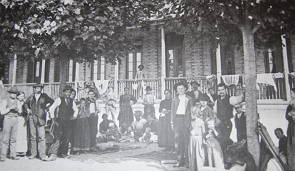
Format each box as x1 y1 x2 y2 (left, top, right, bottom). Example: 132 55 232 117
7 86 18 94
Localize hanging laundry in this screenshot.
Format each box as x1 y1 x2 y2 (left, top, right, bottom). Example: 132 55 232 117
94 80 110 95
256 73 277 92
221 75 240 86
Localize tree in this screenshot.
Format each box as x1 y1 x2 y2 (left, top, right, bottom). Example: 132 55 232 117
0 0 157 92
159 0 295 166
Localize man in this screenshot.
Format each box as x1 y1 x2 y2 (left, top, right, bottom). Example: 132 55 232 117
86 90 99 151
24 83 54 160
186 81 201 99
214 83 233 153
274 128 287 158
48 85 78 159
0 87 22 161
171 82 193 167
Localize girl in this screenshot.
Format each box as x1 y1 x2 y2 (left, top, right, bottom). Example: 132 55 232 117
73 98 91 154
143 86 156 119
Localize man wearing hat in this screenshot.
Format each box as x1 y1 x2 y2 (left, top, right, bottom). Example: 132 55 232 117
24 83 54 160
48 85 78 159
0 87 22 161
171 81 193 167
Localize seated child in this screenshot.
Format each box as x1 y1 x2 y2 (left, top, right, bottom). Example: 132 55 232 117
132 111 147 141
97 114 111 143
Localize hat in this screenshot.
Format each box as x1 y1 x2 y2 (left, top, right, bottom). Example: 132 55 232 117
146 86 152 91
229 95 244 106
7 86 18 94
190 81 200 86
33 83 44 88
63 85 73 92
199 94 210 102
138 64 144 69
173 80 188 91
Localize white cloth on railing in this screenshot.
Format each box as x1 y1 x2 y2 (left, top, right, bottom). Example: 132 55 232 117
256 73 277 91
221 75 240 86
289 72 295 78
94 80 110 95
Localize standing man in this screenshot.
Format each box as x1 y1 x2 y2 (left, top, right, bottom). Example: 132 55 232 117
86 90 99 151
171 82 193 167
49 85 78 158
214 83 233 153
0 87 22 161
24 83 54 160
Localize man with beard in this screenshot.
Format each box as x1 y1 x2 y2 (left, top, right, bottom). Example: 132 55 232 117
24 83 54 161
48 85 78 158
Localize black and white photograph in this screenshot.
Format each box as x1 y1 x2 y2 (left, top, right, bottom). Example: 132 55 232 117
0 0 295 170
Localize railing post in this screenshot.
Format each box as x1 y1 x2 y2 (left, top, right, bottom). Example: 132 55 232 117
160 25 166 99
216 42 222 84
282 35 291 101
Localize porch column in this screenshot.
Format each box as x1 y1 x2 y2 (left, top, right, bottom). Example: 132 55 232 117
40 59 46 83
75 62 80 81
69 59 73 82
160 26 166 99
216 42 222 83
282 35 291 101
114 60 119 98
12 54 17 85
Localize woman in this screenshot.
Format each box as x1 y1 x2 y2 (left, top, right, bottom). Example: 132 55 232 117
118 87 137 134
286 88 295 170
16 91 28 156
72 98 91 154
143 86 156 119
104 86 117 122
158 89 174 149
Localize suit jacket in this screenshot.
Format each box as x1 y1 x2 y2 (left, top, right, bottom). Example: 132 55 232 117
24 93 54 125
171 94 193 129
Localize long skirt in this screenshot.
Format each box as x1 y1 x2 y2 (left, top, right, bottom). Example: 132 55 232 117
287 136 295 170
16 116 28 154
189 135 205 171
158 116 174 148
118 104 134 129
73 118 91 151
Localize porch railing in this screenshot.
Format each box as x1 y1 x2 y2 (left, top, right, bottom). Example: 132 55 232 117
3 73 294 101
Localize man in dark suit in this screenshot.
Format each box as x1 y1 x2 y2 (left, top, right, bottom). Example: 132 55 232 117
171 82 193 167
24 83 54 160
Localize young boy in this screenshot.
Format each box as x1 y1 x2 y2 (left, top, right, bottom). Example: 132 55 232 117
132 111 147 141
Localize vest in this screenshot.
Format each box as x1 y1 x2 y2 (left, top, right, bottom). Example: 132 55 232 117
58 97 74 119
216 95 233 122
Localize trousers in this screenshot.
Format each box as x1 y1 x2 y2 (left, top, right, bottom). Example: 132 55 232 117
1 117 18 159
28 116 46 158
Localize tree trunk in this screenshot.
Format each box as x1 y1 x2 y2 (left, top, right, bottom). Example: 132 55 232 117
59 56 67 96
241 25 260 167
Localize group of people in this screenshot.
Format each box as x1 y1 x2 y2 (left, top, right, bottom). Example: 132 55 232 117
0 84 100 161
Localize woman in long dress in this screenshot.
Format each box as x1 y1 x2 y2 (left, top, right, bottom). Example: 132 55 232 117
143 86 156 119
118 87 137 134
16 91 28 156
158 89 174 149
286 88 295 170
73 98 91 153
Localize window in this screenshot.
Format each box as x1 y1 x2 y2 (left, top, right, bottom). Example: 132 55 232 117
126 52 142 79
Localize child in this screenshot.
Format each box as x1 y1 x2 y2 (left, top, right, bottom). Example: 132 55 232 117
143 86 156 119
72 98 91 153
188 100 206 171
132 111 147 141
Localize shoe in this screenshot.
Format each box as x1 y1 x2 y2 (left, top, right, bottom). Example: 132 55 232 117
28 155 36 159
46 154 57 161
10 156 20 160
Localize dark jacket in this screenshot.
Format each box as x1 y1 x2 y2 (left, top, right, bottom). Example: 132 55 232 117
24 93 54 125
171 94 193 129
286 105 294 144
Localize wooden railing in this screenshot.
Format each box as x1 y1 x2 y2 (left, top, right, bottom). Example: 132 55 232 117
3 73 293 101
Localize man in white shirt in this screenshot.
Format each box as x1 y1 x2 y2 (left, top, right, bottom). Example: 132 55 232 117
171 82 193 167
48 85 78 159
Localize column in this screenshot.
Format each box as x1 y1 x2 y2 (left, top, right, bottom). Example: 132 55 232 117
49 58 55 83
282 35 291 101
101 56 105 80
40 59 46 83
160 26 166 99
12 54 17 85
93 59 98 80
69 59 73 82
216 42 222 83
75 62 80 81
114 60 119 98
